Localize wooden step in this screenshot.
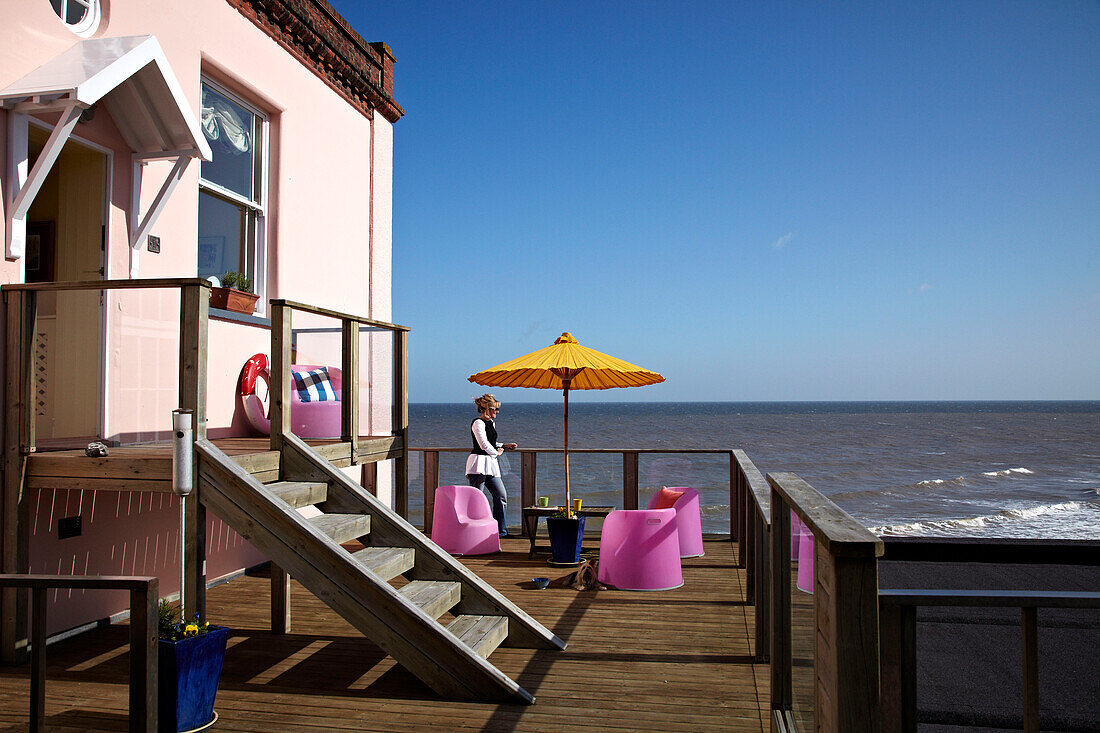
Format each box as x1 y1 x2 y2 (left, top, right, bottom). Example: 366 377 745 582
309 513 371 544
351 546 415 581
399 580 461 620
265 480 328 508
447 615 509 658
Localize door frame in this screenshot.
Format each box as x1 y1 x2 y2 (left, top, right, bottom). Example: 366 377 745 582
24 116 110 442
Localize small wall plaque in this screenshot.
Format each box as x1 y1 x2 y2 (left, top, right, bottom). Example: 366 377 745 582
147 235 161 253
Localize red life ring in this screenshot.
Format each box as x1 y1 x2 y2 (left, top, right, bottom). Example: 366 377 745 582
240 353 271 435
240 353 268 396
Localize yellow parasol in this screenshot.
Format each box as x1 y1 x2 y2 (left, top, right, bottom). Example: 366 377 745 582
468 333 664 514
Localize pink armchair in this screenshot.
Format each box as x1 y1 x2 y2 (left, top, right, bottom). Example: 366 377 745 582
430 485 501 556
647 487 705 558
240 354 343 438
597 509 683 591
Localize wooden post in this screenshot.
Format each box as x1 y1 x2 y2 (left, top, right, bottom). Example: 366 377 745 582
342 319 360 464
814 540 883 732
267 302 292 628
756 518 771 663
622 451 638 510
745 499 756 603
271 564 291 634
179 285 208 622
422 450 438 533
269 302 292 454
392 329 408 518
1022 606 1039 733
30 586 45 732
129 579 158 733
730 452 740 542
1 290 29 664
360 462 377 496
878 601 916 733
521 451 537 523
770 491 792 717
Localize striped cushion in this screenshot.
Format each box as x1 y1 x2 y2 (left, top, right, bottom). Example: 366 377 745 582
292 367 337 402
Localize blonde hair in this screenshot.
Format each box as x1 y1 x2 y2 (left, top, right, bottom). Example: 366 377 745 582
474 393 500 413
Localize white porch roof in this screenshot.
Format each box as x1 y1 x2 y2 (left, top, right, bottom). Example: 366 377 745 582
0 35 211 160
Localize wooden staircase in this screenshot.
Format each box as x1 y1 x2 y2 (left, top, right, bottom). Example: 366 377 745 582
194 433 563 703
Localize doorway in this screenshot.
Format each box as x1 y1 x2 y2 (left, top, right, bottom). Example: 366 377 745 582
25 125 107 445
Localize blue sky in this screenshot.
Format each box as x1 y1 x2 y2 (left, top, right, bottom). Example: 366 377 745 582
330 1 1099 403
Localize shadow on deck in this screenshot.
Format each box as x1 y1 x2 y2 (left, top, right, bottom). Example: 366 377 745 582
0 539 766 732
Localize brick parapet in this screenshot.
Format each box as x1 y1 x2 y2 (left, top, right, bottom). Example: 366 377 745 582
226 0 404 122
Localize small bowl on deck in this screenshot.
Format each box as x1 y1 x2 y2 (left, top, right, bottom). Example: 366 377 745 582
531 577 550 590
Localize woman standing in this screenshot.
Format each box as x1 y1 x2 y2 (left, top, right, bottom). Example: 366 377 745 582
466 394 518 537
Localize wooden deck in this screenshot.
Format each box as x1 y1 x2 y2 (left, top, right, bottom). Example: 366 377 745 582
0 539 767 732
24 436 403 492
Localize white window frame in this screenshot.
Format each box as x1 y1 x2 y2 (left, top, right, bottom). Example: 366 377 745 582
198 77 269 315
50 0 103 38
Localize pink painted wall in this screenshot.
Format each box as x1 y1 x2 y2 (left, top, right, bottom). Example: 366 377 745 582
28 488 264 634
1 0 396 632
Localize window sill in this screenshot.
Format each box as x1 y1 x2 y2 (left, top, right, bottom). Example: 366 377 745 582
210 307 271 328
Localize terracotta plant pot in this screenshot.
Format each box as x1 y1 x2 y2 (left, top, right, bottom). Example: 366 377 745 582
209 287 259 314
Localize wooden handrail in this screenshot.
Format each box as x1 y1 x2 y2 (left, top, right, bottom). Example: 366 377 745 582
412 447 747 539
269 298 409 331
266 299 410 617
1 278 210 292
731 449 770 660
768 471 883 732
769 471 882 557
882 537 1100 565
2 280 210 661
878 590 1100 733
0 574 158 733
412 446 734 454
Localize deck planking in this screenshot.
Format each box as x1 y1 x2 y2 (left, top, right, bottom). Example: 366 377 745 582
0 539 766 732
23 436 401 492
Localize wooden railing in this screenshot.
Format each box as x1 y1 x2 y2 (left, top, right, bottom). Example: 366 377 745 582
0 284 411 661
768 472 884 732
0 574 158 733
734 449 771 661
1 279 210 661
268 299 410 514
879 589 1100 733
411 447 750 537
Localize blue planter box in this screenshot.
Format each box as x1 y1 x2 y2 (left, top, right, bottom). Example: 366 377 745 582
158 625 229 733
547 516 586 564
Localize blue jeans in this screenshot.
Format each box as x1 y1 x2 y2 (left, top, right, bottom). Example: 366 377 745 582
467 474 508 536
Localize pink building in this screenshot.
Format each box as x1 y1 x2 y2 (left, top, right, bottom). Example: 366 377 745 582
0 0 403 636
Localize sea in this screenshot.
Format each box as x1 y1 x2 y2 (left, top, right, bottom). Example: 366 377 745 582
405 401 1100 539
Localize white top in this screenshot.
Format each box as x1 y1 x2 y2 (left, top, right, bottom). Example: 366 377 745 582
465 418 502 477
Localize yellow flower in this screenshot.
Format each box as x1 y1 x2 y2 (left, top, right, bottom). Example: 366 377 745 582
184 624 199 637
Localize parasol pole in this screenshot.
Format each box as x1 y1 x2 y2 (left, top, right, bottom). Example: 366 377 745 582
562 376 571 516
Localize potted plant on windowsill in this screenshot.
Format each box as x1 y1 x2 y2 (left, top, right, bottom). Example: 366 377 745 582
546 507 585 566
209 271 259 314
158 600 229 733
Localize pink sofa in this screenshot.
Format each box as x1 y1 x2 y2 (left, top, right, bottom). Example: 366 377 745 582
240 355 343 438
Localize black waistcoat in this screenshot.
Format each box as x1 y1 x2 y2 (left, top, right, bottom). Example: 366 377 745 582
470 417 498 455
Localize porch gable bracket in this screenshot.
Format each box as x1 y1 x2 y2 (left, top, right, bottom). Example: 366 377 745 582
129 154 191 276
1 35 212 262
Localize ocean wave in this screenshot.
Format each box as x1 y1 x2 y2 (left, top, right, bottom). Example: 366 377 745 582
908 466 1034 489
981 467 1034 477
871 499 1099 537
